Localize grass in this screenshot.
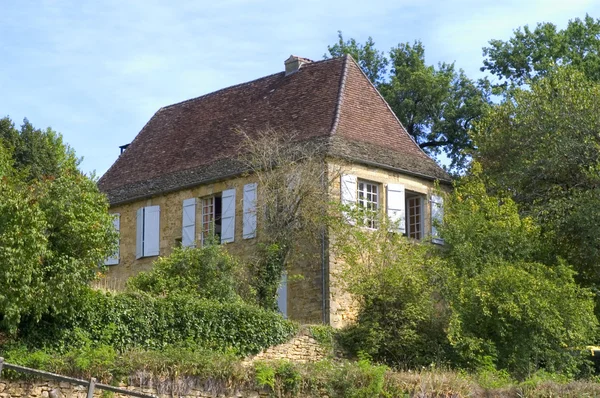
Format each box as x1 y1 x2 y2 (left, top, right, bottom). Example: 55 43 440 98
3 344 600 397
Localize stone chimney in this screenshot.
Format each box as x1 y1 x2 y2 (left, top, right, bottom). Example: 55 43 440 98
284 55 312 76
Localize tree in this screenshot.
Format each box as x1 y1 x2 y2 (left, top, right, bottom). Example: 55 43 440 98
0 117 116 333
326 32 491 172
440 167 598 378
471 67 600 288
482 15 600 87
238 128 337 309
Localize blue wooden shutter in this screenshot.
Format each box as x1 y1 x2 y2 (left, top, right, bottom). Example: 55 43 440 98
387 184 406 233
221 188 236 243
182 198 196 247
243 183 257 239
143 205 160 256
136 208 144 259
105 213 120 265
276 272 288 318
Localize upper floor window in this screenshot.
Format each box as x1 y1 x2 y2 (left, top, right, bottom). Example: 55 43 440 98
201 195 222 245
406 193 424 240
357 179 379 228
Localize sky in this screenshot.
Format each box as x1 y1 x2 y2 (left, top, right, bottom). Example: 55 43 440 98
2 0 599 176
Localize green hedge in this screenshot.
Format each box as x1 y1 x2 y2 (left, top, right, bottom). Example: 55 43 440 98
16 289 297 356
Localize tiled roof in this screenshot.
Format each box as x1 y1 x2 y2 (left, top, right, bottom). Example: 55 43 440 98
99 56 450 205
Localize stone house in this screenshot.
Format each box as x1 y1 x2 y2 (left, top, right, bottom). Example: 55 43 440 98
98 55 451 327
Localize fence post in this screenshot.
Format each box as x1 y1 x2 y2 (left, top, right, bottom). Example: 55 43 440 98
87 377 96 398
0 357 4 377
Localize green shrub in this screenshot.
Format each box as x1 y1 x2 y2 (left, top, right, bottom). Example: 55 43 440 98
127 245 244 302
16 289 297 356
330 211 452 368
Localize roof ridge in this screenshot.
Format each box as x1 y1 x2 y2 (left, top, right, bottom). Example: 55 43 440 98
161 57 343 111
343 53 433 159
328 54 350 138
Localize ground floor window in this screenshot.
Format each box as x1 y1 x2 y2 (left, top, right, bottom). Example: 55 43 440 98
201 195 222 245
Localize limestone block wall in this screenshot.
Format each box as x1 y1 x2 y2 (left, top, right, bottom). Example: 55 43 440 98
245 329 328 364
0 380 270 398
100 174 324 325
327 160 448 328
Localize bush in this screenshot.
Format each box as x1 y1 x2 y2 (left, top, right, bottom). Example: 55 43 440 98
127 245 245 302
448 261 597 379
16 289 297 356
330 210 452 368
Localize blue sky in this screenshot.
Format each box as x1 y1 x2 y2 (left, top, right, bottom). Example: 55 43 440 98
2 0 599 176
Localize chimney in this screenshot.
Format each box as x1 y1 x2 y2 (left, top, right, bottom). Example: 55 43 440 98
284 55 312 76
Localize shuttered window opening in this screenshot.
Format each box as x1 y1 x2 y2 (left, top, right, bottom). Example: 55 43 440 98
243 183 257 239
276 272 288 318
200 187 236 245
405 192 425 240
105 213 120 265
357 180 379 229
201 196 221 245
136 205 160 259
182 198 196 248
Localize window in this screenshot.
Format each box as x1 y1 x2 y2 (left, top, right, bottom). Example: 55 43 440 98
136 205 160 259
357 179 379 228
201 195 222 245
199 187 237 245
405 192 424 240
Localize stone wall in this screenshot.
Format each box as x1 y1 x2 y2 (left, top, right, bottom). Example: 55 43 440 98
0 330 329 398
0 379 269 398
99 159 446 328
327 160 449 328
245 328 328 364
99 173 324 325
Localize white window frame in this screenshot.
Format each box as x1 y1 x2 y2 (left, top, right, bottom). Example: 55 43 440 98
406 193 424 240
357 179 380 229
201 196 216 246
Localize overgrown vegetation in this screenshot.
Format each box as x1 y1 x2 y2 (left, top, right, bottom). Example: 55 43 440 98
238 128 337 309
5 13 600 396
0 117 116 334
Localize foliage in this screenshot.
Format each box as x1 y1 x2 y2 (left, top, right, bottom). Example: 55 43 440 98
440 169 598 379
127 244 244 303
0 116 116 334
471 67 600 288
326 32 491 172
440 163 541 277
482 15 600 87
330 207 451 368
308 325 335 353
7 346 600 397
16 288 297 357
1 343 245 388
448 261 597 379
238 128 335 309
0 117 78 181
325 31 388 84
